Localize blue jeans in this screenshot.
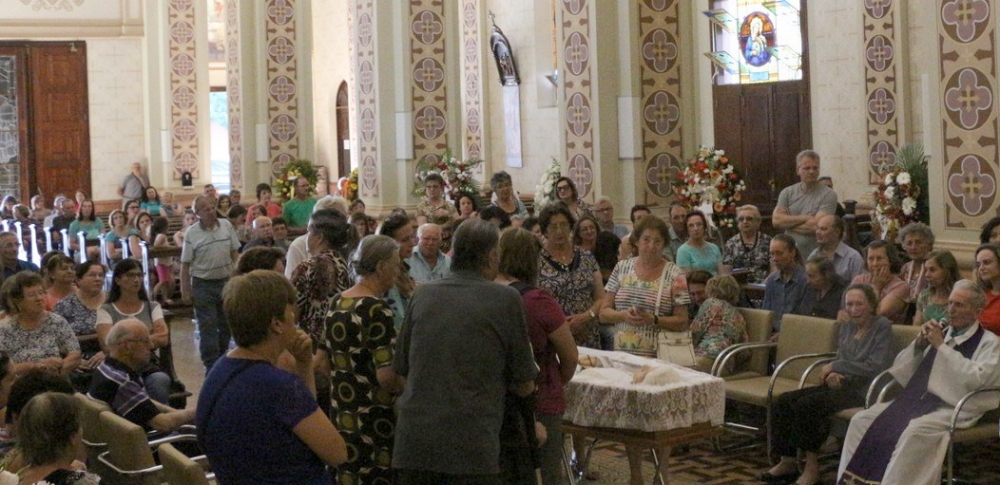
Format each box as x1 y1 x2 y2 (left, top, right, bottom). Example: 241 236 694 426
192 277 230 371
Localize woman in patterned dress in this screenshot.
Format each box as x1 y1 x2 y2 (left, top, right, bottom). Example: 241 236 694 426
318 235 403 485
290 209 353 343
689 275 748 373
0 272 80 376
598 214 689 485
536 203 605 348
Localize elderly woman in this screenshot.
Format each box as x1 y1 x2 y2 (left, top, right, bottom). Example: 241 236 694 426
290 209 353 342
762 284 893 485
0 272 80 375
197 270 348 485
415 173 458 225
804 256 847 320
690 275 748 372
974 243 1000 335
913 250 960 327
318 235 404 485
538 203 604 348
722 204 772 283
378 213 417 332
552 176 593 221
52 261 106 371
236 246 287 275
8 392 101 485
599 215 687 485
489 171 528 220
676 210 723 275
496 228 578 485
848 240 911 326
898 223 935 302
43 253 76 311
94 259 171 403
573 214 620 283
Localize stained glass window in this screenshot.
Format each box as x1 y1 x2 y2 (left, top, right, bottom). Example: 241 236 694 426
706 0 803 85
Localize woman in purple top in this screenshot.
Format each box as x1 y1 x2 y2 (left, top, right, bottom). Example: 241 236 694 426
197 270 346 485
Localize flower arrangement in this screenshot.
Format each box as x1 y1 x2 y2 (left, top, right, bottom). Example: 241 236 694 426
340 168 359 201
534 158 563 210
412 149 484 201
671 146 747 228
273 159 320 202
873 143 929 241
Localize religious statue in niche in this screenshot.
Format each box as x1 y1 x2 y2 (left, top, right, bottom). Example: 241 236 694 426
489 12 520 86
739 12 774 67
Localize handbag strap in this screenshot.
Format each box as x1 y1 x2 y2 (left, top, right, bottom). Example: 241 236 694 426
653 261 670 316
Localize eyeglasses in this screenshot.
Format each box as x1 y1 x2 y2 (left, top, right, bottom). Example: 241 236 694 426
121 272 144 279
736 216 757 222
556 185 572 192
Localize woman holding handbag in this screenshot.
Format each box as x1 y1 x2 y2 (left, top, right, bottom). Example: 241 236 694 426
599 214 690 485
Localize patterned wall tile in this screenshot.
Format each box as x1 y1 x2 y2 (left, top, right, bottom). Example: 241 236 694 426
939 0 998 225
638 0 682 203
460 0 483 173
561 0 594 199
864 0 900 183
226 0 242 189
410 0 448 168
265 0 300 179
168 0 199 179
354 0 379 197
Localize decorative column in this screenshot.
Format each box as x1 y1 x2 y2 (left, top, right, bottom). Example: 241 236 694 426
264 0 301 178
226 0 243 190
460 0 484 170
353 0 381 198
410 0 449 167
863 0 901 183
638 0 682 204
561 0 595 199
939 0 998 227
167 0 200 179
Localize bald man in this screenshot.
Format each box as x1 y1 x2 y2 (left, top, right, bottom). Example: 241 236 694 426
118 161 149 207
242 216 276 252
88 319 195 433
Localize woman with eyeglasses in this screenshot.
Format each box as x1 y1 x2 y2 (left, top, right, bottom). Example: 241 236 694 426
722 204 772 283
0 271 80 376
489 171 528 220
52 261 107 372
552 176 593 222
94 259 171 403
415 173 458 225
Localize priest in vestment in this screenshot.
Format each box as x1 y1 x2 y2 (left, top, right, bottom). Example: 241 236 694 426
837 279 1000 485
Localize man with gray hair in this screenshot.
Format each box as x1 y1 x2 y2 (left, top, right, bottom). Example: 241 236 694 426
181 194 241 370
241 216 275 252
772 150 839 259
408 223 450 283
808 214 864 282
838 279 1000 485
88 318 195 433
393 219 538 483
594 196 628 239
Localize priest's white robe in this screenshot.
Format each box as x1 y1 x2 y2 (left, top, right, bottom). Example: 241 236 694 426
837 322 1000 485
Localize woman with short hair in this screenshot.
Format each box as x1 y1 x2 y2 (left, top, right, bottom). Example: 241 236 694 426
198 270 348 485
0 272 80 376
236 246 287 275
848 240 911 326
52 262 107 372
490 171 528 220
290 209 353 342
319 235 403 485
42 253 76 311
898 223 935 302
676 210 723 276
573 214 620 283
722 204 772 283
551 176 593 221
415 173 458 224
689 275 748 372
9 392 101 485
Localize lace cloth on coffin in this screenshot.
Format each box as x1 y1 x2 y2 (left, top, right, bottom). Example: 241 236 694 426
564 348 725 432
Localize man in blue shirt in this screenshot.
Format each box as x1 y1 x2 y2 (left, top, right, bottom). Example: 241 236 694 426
408 223 450 283
0 232 38 285
762 234 810 333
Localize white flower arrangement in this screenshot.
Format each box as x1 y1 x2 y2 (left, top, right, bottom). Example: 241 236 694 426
534 159 563 210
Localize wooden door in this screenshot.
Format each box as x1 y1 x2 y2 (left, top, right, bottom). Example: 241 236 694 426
0 46 30 201
27 43 90 202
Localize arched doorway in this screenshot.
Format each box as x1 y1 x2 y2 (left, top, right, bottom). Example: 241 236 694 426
335 81 350 179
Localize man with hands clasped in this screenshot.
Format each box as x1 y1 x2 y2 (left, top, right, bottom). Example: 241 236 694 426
838 280 1000 485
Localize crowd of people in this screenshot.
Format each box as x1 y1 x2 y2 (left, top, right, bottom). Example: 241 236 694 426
0 152 994 485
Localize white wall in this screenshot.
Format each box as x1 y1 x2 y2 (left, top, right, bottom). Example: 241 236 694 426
311 0 352 179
